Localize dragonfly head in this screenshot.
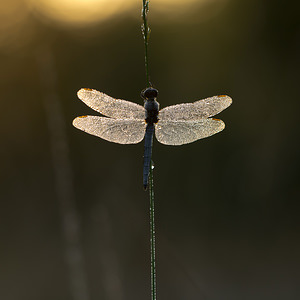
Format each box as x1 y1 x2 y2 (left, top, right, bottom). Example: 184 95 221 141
141 87 158 100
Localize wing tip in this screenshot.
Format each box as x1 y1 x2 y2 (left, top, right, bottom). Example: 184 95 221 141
77 87 95 98
72 115 87 127
80 87 93 91
217 95 233 106
212 118 226 131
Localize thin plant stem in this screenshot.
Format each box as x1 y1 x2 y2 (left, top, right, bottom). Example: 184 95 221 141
142 1 157 299
149 161 156 300
142 0 151 87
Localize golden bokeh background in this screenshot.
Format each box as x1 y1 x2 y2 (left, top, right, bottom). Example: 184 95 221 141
1 0 300 300
27 0 133 25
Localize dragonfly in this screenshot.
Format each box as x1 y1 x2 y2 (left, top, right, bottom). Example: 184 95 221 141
73 87 232 189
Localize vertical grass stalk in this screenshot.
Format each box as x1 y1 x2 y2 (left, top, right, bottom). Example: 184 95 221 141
149 161 156 300
142 1 157 299
142 0 151 87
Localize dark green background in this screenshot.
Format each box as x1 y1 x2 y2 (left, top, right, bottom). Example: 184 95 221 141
1 0 300 299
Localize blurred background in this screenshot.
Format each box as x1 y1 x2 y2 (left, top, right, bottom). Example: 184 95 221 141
1 0 300 299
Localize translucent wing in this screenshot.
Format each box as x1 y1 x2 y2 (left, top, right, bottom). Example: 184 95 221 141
159 95 232 121
155 118 225 145
77 88 145 120
73 116 146 144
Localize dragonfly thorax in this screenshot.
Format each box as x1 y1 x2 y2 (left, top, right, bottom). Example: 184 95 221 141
141 87 159 124
144 99 159 124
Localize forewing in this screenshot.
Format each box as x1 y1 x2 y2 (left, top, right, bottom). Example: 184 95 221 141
73 116 146 144
159 95 232 121
155 118 225 145
77 88 145 120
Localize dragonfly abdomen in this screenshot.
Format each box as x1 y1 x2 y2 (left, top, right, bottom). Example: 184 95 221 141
143 124 154 190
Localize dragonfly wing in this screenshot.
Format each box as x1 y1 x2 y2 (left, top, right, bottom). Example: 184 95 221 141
77 88 145 120
155 118 225 145
159 95 232 121
73 116 146 144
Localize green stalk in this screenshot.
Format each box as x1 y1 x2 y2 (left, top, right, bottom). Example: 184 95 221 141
149 161 156 300
142 0 151 87
142 1 157 299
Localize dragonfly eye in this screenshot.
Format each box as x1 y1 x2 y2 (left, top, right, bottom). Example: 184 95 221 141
141 87 158 99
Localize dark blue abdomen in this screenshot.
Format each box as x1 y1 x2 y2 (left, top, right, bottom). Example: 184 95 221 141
143 124 154 189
